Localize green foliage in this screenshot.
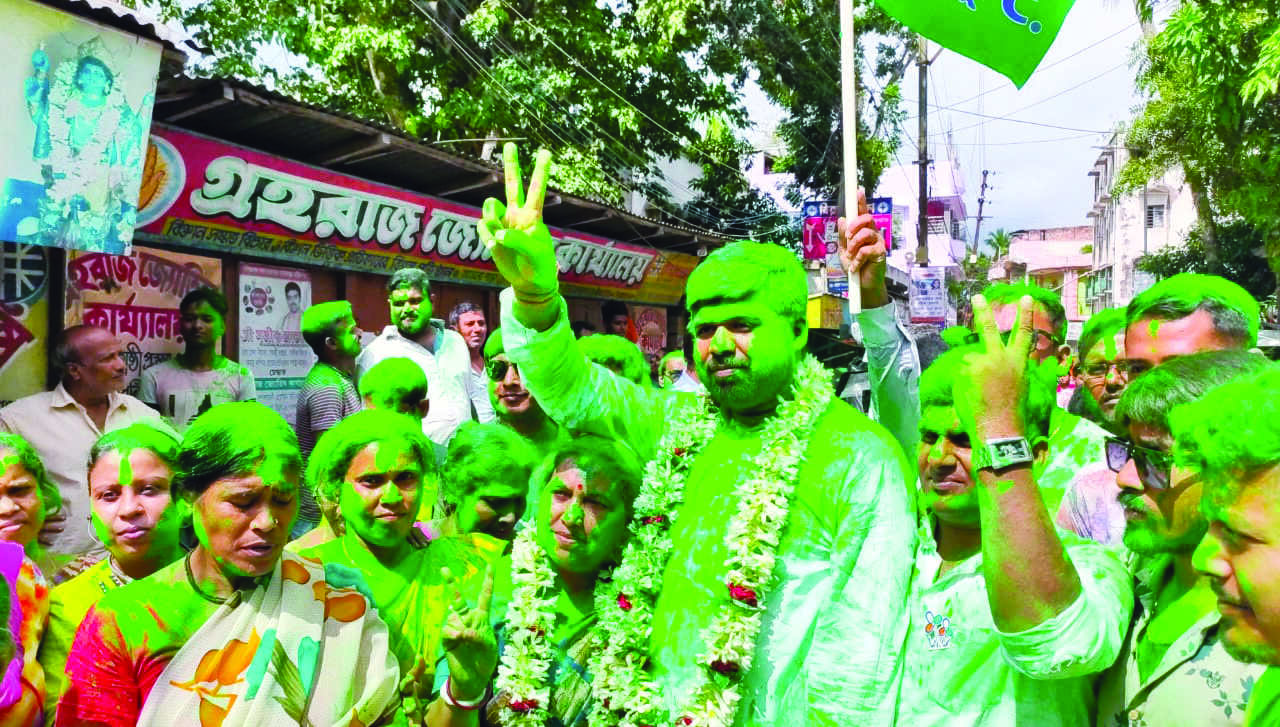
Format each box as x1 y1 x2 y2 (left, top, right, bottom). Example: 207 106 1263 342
947 251 993 325
1136 221 1276 301
681 118 794 246
1118 0 1280 273
984 228 1012 258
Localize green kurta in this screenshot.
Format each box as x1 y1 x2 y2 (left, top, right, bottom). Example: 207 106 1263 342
500 289 917 726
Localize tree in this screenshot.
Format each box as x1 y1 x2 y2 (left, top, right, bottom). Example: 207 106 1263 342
1119 0 1280 287
679 118 795 247
1136 221 1276 301
156 0 743 207
984 228 1012 259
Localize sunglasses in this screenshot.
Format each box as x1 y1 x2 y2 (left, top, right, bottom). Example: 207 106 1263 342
1105 437 1174 490
485 358 518 381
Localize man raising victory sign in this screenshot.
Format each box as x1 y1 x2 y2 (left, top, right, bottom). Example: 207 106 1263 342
477 143 915 726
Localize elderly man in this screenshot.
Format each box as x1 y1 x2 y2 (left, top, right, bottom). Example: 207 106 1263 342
448 301 495 423
476 144 914 725
902 300 1131 726
357 269 474 446
0 326 162 557
1094 350 1272 727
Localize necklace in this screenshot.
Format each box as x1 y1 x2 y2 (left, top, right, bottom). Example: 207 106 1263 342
588 355 833 727
493 528 568 726
184 552 229 605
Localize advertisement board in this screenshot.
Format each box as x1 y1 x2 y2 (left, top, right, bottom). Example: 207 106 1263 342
0 242 50 404
136 127 701 305
910 266 948 324
237 263 315 427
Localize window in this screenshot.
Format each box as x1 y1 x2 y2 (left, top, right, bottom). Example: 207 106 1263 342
1146 203 1166 229
762 153 778 175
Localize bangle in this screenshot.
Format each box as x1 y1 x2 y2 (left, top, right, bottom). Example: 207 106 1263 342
441 677 484 710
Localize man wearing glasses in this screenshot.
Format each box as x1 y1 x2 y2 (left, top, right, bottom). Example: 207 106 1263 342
1096 350 1271 727
1072 307 1129 435
481 328 566 453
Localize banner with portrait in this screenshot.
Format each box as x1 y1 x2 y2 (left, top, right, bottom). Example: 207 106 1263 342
65 245 222 396
0 0 161 255
237 263 315 428
0 242 51 404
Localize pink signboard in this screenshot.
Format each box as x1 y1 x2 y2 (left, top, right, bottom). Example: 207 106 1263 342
135 126 700 305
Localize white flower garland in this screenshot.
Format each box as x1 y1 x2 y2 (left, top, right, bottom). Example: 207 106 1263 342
588 355 833 727
494 527 560 726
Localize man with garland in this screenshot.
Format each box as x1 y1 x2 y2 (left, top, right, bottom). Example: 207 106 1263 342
476 143 915 726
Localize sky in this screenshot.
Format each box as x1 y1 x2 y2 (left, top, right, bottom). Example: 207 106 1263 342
746 0 1145 241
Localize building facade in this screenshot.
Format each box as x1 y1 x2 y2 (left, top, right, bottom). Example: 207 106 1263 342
1083 131 1198 313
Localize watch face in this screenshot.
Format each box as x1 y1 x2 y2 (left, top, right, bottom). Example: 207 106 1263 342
986 437 1033 469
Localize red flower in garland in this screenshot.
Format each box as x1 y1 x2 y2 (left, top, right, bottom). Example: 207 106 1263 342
642 515 666 526
728 583 758 607
617 593 634 611
509 699 540 711
673 447 687 457
710 659 741 675
680 718 694 725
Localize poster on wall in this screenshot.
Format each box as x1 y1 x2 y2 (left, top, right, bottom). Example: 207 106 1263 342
0 242 51 404
237 263 315 428
632 305 668 375
65 245 221 396
802 201 838 262
909 266 948 325
136 126 701 306
0 0 161 254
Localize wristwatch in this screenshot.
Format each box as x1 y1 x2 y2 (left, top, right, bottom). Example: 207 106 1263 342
970 436 1034 471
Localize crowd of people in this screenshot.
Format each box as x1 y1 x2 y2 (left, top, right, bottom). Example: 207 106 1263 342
0 143 1278 726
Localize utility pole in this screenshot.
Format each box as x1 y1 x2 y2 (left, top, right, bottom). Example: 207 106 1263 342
972 169 990 258
916 35 930 267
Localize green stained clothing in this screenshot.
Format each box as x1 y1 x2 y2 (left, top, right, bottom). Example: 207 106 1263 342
38 559 127 714
1246 667 1280 727
499 288 916 726
901 519 1132 726
300 532 487 677
1096 554 1267 727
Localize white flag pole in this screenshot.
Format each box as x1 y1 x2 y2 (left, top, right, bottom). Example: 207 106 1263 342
839 0 863 315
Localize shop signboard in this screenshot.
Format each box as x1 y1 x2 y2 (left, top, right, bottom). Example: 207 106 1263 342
65 245 221 396
0 242 51 404
0 0 161 255
137 126 701 306
237 263 315 427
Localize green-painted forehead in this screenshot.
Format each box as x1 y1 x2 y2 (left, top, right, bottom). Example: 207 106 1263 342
919 404 960 434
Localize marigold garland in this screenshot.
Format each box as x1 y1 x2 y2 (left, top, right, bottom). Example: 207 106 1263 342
588 355 833 727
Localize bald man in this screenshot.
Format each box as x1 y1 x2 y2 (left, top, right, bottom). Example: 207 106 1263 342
0 326 164 558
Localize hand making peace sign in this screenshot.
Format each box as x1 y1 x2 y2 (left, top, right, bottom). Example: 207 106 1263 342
478 143 560 303
439 565 497 709
952 294 1035 443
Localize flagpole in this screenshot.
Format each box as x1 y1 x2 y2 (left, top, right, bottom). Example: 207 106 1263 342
839 0 862 315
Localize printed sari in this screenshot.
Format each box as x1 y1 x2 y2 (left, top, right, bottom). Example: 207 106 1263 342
0 543 48 727
57 553 400 727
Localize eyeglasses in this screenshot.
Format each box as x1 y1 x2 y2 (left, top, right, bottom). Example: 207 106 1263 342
1105 437 1174 490
485 358 518 381
1081 361 1129 378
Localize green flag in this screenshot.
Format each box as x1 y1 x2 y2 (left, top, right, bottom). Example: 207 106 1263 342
875 0 1077 87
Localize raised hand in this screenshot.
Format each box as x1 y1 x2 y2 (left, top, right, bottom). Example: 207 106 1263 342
440 565 497 704
836 188 888 307
478 143 560 302
398 656 430 725
952 294 1034 442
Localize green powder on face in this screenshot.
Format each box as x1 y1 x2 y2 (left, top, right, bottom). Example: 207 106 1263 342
117 451 134 489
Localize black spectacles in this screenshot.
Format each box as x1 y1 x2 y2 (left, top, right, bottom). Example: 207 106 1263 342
485 358 518 381
1105 437 1174 490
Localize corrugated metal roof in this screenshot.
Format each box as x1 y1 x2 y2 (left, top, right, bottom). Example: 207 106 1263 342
43 0 197 55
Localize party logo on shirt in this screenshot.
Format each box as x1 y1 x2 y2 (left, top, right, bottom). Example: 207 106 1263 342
924 608 953 650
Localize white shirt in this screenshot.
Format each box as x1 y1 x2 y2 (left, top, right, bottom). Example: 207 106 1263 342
901 518 1133 726
0 384 165 555
469 366 495 423
355 322 473 445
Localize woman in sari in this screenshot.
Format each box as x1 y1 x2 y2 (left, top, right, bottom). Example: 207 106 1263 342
0 433 60 726
38 422 187 714
444 436 641 727
56 402 402 727
299 410 497 715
